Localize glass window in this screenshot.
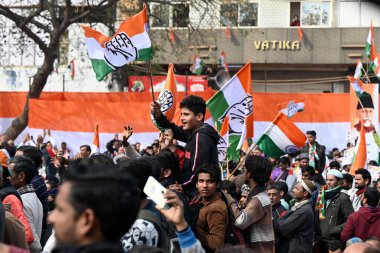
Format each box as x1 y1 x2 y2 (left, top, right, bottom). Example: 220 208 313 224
220 3 238 27
220 2 258 27
151 4 170 27
239 2 258 26
173 3 189 27
301 1 330 26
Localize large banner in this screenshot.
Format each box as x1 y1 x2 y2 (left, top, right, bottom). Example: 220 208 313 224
349 83 379 163
128 75 208 92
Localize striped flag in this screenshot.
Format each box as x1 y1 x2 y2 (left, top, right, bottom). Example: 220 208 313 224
354 59 363 79
349 76 365 98
207 62 253 161
350 120 367 175
91 122 100 155
277 99 305 118
370 40 380 78
364 20 373 58
217 115 229 162
190 54 204 75
220 51 229 73
69 60 75 79
256 112 306 158
82 4 152 81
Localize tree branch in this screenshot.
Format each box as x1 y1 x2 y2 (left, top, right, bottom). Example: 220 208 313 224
69 0 118 24
0 4 52 34
19 0 44 28
0 7 49 53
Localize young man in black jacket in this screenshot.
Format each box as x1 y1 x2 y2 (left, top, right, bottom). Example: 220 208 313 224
151 95 220 196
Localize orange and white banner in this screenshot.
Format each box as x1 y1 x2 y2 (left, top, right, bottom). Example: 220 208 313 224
0 91 368 154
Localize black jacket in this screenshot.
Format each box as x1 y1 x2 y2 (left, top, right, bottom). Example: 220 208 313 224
155 115 220 185
275 201 315 253
299 142 326 173
52 242 124 253
319 191 354 244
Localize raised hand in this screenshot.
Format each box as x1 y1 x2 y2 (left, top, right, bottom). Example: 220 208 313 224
150 101 162 119
122 125 133 143
155 190 187 231
104 32 138 69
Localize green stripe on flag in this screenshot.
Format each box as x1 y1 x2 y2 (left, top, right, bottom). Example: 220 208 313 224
90 59 114 81
138 47 153 61
207 92 230 131
256 134 286 158
228 135 241 163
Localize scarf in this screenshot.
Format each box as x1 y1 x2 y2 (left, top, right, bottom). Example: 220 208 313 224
355 187 366 196
308 142 319 169
316 185 341 220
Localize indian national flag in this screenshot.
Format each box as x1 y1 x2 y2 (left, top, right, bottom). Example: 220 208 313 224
277 99 305 118
207 62 253 162
370 41 380 78
82 4 152 81
256 112 306 158
91 122 100 155
364 20 373 58
350 120 367 175
217 115 229 162
349 76 365 98
220 51 229 73
156 64 177 121
191 54 204 75
354 59 363 79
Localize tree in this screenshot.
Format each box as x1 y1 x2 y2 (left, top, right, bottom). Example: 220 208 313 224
0 0 218 142
0 0 119 141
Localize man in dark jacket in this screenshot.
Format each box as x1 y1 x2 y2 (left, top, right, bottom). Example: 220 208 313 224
341 187 380 243
275 180 316 253
316 169 354 252
151 95 220 193
299 130 326 174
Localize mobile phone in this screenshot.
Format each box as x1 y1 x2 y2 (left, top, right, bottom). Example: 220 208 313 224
143 176 170 209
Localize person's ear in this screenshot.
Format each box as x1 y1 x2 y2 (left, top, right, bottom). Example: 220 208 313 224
365 178 369 186
77 208 97 238
18 172 26 183
196 113 204 122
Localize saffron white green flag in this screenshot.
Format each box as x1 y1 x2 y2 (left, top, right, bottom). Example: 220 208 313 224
82 4 152 81
354 59 363 79
256 112 306 158
364 21 373 58
217 116 229 162
219 51 229 73
207 62 253 162
191 54 204 75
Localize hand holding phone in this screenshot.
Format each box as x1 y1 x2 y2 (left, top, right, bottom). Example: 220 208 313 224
143 176 170 209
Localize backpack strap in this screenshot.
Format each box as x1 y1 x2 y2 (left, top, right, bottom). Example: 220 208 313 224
138 210 161 228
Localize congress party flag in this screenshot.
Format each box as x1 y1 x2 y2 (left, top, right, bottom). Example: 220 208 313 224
350 120 367 175
82 4 152 81
277 99 305 118
220 51 229 73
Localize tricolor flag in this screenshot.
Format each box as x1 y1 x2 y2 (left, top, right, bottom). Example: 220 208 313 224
82 4 152 81
156 64 177 121
220 51 229 73
350 120 367 175
370 40 380 78
277 99 305 118
91 123 100 155
364 20 373 58
256 112 306 158
349 76 365 98
354 59 363 79
217 115 229 162
190 54 204 75
207 62 253 162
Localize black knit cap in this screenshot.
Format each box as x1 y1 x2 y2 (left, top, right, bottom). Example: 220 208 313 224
357 92 374 109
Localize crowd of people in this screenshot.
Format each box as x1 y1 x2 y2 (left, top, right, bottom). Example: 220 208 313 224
0 95 379 253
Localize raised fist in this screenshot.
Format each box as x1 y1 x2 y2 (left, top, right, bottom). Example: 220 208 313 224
104 32 138 69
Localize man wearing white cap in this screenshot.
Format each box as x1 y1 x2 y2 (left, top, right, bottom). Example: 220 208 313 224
316 169 354 252
274 179 316 253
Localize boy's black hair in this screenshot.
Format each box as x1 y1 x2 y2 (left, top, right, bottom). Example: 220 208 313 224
179 95 206 121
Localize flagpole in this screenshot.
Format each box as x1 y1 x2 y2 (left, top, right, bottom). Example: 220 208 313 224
220 163 224 181
227 142 257 180
226 157 230 179
148 60 155 101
